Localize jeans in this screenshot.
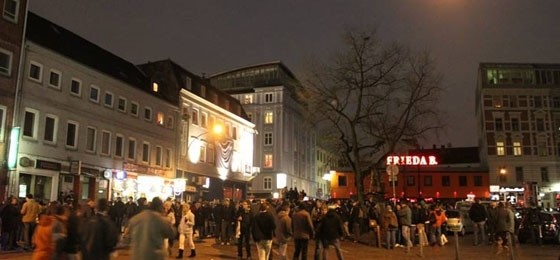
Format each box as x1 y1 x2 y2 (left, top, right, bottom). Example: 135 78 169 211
221 220 233 243
293 238 309 260
256 239 273 260
321 239 344 260
473 221 486 245
386 228 396 249
237 231 251 258
23 222 37 248
401 225 413 248
314 238 323 260
429 226 442 245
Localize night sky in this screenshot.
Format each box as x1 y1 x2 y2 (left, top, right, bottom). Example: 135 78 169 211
29 0 560 148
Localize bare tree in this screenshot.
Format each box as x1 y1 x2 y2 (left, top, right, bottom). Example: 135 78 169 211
300 27 445 205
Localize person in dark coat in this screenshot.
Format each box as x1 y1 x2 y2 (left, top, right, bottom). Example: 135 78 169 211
292 201 314 260
317 208 345 260
81 198 119 260
1 197 20 250
111 197 126 232
468 199 488 245
193 201 205 242
236 200 253 260
220 199 236 245
252 202 276 260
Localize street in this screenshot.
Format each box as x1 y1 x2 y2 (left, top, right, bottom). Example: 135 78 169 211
1 234 559 260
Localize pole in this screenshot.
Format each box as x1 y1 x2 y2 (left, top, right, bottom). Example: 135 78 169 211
392 176 396 205
454 231 460 260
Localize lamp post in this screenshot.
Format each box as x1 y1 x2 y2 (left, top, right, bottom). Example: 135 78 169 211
387 164 399 205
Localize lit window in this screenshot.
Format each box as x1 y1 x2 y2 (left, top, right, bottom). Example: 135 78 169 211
496 141 505 156
0 48 13 76
264 111 273 124
264 177 272 190
513 142 522 156
48 70 61 89
244 94 253 104
264 154 273 168
156 112 164 125
152 82 159 92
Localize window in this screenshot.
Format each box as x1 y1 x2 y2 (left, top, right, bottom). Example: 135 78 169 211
89 85 100 103
243 94 253 104
513 141 522 156
338 175 347 187
536 118 545 131
43 114 58 143
48 70 61 89
207 144 215 163
553 97 560 108
541 167 549 182
0 105 5 140
165 148 171 168
66 121 78 148
496 141 505 156
2 0 19 22
23 108 38 139
424 176 432 186
534 96 542 108
495 118 503 131
474 176 482 187
127 138 136 160
156 112 164 126
70 78 82 96
442 176 450 186
510 118 520 131
104 92 114 108
264 132 273 146
459 176 467 186
86 127 97 152
264 93 273 103
143 107 152 121
538 141 547 156
115 134 124 157
101 131 111 156
201 113 207 128
264 111 273 124
29 61 42 82
155 146 163 166
117 97 127 112
264 177 272 190
142 142 150 163
515 167 524 182
407 176 415 186
264 154 273 168
199 145 206 163
152 82 159 92
185 77 192 89
0 48 12 76
191 108 199 125
130 102 139 117
166 116 174 129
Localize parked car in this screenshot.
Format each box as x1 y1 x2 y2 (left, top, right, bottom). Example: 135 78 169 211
445 209 471 236
517 211 560 244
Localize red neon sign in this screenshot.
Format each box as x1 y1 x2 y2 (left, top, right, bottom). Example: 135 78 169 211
386 155 438 166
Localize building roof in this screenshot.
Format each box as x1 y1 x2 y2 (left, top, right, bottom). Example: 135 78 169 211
408 146 481 165
210 60 297 80
26 12 151 92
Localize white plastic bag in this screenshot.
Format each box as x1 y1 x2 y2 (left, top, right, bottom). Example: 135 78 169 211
441 234 448 245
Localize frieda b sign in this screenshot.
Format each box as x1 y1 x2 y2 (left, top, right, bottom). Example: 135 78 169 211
386 155 438 166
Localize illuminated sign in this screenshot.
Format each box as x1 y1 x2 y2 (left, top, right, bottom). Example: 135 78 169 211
386 155 438 166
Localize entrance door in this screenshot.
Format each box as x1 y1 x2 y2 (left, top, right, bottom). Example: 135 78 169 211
19 173 53 202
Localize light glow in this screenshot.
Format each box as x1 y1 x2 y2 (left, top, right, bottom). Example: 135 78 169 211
277 173 287 189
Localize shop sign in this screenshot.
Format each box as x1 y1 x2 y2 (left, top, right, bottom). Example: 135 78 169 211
35 159 61 171
386 155 438 166
499 187 524 192
69 160 81 175
185 185 197 192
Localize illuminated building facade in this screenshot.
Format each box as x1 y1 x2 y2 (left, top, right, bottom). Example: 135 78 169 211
476 63 560 208
210 62 317 198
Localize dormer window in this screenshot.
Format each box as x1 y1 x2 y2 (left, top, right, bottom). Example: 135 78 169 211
152 82 159 92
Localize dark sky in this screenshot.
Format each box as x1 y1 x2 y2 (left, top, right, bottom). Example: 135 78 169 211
29 0 560 148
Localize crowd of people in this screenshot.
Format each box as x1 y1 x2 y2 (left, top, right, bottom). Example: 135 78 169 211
0 191 546 260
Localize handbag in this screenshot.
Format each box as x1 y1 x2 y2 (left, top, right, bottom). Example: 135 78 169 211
440 234 448 245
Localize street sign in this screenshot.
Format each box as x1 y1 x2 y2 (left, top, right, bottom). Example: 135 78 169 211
386 164 399 176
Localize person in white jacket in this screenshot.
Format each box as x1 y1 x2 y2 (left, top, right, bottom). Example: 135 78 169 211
177 202 196 258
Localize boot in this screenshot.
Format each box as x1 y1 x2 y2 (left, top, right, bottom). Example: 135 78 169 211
188 249 196 257
176 249 183 259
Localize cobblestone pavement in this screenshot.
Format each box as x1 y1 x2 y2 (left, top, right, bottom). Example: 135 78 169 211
1 234 559 260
